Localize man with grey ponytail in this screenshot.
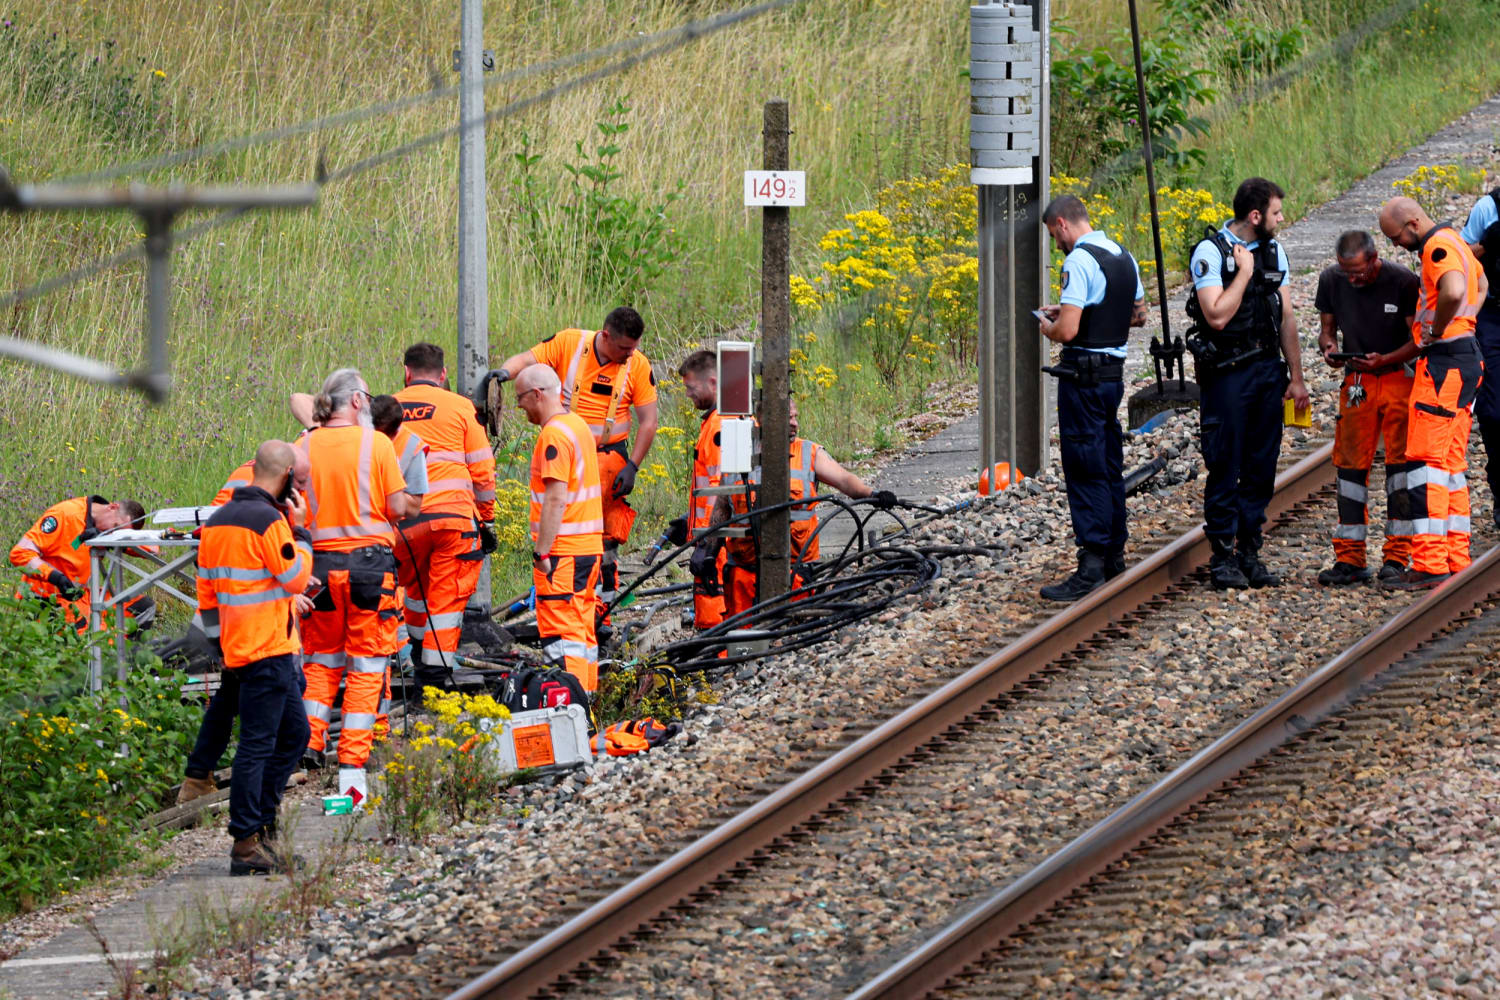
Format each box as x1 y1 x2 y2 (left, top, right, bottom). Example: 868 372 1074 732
297 368 418 807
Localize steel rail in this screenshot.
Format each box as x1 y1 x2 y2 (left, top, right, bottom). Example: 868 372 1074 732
444 443 1334 1000
848 532 1500 1000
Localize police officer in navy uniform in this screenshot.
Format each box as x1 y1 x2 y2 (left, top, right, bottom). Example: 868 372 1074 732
1186 177 1310 589
1460 187 1500 523
1037 195 1147 601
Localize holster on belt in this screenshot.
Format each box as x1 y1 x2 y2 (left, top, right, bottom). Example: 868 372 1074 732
1043 351 1124 388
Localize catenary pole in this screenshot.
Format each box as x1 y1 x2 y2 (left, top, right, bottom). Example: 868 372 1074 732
758 99 792 603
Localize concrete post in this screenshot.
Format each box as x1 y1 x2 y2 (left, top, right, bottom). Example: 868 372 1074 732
757 99 791 603
458 0 491 612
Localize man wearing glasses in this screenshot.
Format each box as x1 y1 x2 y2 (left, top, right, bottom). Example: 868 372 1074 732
1314 230 1420 586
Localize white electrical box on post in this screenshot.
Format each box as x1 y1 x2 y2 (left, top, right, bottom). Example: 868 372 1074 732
717 340 756 474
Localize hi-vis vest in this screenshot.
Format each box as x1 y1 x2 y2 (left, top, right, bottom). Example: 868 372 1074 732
530 412 604 556
727 438 821 564
689 410 723 537
561 332 645 448
1414 224 1484 346
396 380 497 520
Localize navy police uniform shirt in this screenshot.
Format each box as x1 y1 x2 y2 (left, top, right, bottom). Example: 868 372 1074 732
1059 230 1146 358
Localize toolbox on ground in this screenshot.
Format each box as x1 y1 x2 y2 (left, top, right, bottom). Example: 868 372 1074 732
479 703 593 774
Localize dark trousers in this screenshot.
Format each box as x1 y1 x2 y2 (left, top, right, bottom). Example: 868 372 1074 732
226 653 310 841
1058 375 1127 555
1472 303 1500 514
1200 357 1288 544
185 669 239 780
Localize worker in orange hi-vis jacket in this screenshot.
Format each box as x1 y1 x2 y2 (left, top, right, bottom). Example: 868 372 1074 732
193 439 315 875
1379 196 1489 590
393 343 496 693
297 368 420 806
10 494 152 630
516 365 604 692
709 398 896 619
670 349 729 629
480 306 657 622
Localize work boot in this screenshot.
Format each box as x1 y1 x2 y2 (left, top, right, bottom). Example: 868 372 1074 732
1394 569 1451 591
1237 539 1280 588
1317 561 1372 587
1105 552 1127 579
1376 560 1407 584
176 774 217 806
259 824 307 872
1208 538 1249 590
1040 550 1108 602
229 834 277 877
301 748 325 771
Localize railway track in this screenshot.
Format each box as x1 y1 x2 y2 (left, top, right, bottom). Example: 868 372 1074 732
914 548 1500 999
440 441 1345 999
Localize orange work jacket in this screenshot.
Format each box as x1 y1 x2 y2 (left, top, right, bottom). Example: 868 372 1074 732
396 381 496 520
689 409 723 538
301 425 406 551
530 328 657 448
1413 225 1484 346
10 496 100 600
725 438 821 564
530 412 604 556
196 486 313 667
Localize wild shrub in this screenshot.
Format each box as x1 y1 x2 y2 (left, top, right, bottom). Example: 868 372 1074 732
1392 163 1485 219
0 597 199 915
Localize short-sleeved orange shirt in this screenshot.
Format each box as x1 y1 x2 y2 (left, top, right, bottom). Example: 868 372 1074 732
1414 225 1484 345
530 328 657 446
302 425 407 551
529 412 603 556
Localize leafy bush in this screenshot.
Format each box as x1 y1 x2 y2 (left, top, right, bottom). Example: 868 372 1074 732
369 688 510 843
510 97 683 305
0 597 200 915
1392 163 1485 218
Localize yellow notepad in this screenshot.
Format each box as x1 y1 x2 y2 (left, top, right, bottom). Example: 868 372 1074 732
1283 398 1311 427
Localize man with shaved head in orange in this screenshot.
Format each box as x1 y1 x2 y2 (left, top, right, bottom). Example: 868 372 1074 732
1378 196 1488 588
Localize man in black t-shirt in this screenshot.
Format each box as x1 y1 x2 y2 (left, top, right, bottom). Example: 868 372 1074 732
1314 230 1421 586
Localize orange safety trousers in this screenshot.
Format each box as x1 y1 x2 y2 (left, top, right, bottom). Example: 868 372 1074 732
693 547 729 629
721 555 807 621
301 551 400 767
1331 370 1414 569
394 516 482 681
536 554 601 692
595 447 637 611
1403 347 1482 575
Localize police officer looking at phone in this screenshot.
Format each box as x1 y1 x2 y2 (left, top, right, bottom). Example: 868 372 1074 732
1186 177 1310 590
1460 186 1500 523
1036 195 1147 601
1314 230 1420 586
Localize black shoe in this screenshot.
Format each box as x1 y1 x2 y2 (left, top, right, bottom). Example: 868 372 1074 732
301 748 325 771
1376 560 1407 584
1237 547 1280 588
1105 553 1126 579
1040 550 1109 602
1394 569 1451 591
1317 561 1372 586
1208 537 1249 590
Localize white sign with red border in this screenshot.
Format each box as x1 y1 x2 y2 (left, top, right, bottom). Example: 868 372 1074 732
743 170 806 207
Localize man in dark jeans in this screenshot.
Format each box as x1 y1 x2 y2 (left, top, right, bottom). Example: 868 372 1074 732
193 440 316 875
179 446 312 805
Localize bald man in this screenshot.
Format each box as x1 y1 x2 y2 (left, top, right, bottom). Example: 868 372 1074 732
194 439 316 874
1378 197 1488 588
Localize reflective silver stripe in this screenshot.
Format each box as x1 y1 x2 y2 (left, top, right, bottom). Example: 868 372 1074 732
420 647 451 666
1388 519 1416 536
1449 472 1468 491
403 596 426 615
343 712 377 730
584 644 599 663
199 566 274 582
1410 517 1448 535
303 700 332 722
704 464 721 476
357 426 374 525
694 476 713 488
1406 466 1449 489
1449 515 1472 533
463 449 491 463
1338 479 1368 502
427 450 467 463
408 624 426 640
1333 524 1367 540
427 611 464 630
1457 302 1481 318
15 537 38 555
561 329 590 408
1387 469 1408 492
216 587 296 606
556 520 605 535
473 488 496 502
348 655 387 674
543 637 592 659
306 652 345 669
427 477 476 494
530 483 602 505
789 510 816 522
273 552 306 586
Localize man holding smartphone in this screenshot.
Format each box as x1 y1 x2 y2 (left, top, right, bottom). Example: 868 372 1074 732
1315 230 1420 586
1036 195 1147 602
194 440 315 875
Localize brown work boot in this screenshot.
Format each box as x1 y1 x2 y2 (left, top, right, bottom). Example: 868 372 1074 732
229 833 277 877
176 775 217 806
